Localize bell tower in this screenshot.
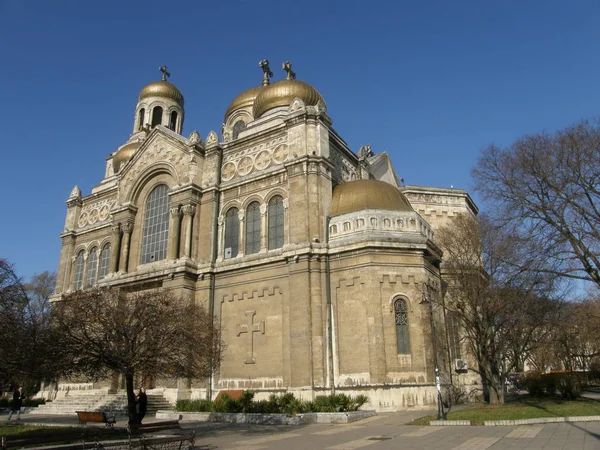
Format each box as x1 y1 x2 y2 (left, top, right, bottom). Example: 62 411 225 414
133 66 185 134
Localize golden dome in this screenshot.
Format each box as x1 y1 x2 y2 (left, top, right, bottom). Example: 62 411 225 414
225 85 264 121
139 80 184 105
253 79 324 118
113 141 141 173
330 179 413 216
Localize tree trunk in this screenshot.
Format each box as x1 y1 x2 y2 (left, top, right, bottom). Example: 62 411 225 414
125 372 139 425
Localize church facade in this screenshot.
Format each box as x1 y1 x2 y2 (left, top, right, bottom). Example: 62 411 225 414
54 62 478 411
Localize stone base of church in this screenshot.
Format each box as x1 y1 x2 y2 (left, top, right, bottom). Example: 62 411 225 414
183 385 441 412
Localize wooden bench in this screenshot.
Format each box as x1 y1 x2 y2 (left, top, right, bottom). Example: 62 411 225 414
128 420 195 450
76 410 117 427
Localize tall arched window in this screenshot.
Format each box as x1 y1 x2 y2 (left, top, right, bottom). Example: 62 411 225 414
141 184 170 264
245 202 261 255
224 207 239 259
268 195 284 250
86 248 98 287
73 251 84 290
232 120 246 139
169 111 178 131
151 106 163 128
394 298 410 354
98 244 111 279
138 108 145 131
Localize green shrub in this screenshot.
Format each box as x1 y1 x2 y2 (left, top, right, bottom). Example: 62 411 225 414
23 398 46 407
174 390 369 414
557 374 581 400
522 372 545 396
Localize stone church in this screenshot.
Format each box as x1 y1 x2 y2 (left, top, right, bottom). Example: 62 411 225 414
54 62 478 411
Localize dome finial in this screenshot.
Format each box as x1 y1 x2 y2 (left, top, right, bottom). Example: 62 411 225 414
259 59 273 86
282 61 296 80
158 65 171 81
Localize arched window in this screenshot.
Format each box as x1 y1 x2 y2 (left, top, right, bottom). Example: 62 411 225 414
98 244 111 279
245 202 261 254
232 120 246 139
86 248 98 287
224 207 239 259
138 108 145 131
151 106 163 128
268 196 284 250
169 111 178 131
394 298 410 354
73 251 84 290
141 184 170 264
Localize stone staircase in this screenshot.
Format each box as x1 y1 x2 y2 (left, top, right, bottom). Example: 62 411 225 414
31 391 173 416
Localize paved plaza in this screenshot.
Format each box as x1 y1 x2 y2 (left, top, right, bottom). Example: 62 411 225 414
4 410 600 450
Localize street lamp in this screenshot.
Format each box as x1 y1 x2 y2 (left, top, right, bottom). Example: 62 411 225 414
422 283 447 420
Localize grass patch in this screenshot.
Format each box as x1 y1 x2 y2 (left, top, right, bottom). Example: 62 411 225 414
408 396 600 426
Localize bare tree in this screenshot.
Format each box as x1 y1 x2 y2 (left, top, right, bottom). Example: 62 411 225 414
437 214 559 404
51 288 222 424
473 118 600 288
553 297 600 372
0 262 62 393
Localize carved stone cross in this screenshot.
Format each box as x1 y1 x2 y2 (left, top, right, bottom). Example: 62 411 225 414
236 310 265 364
259 59 273 86
159 65 171 81
282 61 296 80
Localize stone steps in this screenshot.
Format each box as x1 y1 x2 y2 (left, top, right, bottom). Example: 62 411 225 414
31 392 173 416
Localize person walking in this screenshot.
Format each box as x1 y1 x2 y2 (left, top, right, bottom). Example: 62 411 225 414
136 387 148 423
7 386 24 420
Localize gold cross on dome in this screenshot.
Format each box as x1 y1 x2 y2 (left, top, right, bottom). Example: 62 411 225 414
159 65 171 81
259 59 273 86
282 61 296 80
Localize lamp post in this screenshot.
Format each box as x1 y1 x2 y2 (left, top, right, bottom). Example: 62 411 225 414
422 283 446 420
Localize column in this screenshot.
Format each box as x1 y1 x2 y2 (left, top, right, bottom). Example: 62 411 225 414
217 215 224 259
168 206 182 260
110 225 121 273
119 220 134 272
181 204 197 259
61 235 76 293
283 198 290 246
238 209 245 257
260 203 267 252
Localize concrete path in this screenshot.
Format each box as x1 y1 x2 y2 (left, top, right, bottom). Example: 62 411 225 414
2 410 599 449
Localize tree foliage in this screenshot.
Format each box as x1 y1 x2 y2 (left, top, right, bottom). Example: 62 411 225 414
0 261 61 393
473 118 600 288
51 288 223 423
437 214 560 404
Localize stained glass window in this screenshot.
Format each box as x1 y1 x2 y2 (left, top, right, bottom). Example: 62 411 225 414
245 202 261 255
86 248 98 287
268 196 284 250
141 184 170 264
394 298 410 354
224 207 239 259
99 244 111 279
73 251 84 290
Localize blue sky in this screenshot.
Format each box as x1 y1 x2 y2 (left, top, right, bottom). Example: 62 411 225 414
1 0 599 281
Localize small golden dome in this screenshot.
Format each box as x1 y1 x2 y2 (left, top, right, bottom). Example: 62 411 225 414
253 79 324 118
224 85 264 121
330 179 413 216
139 80 184 105
113 141 141 173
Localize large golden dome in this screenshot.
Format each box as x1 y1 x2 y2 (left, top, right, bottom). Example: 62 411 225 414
139 80 184 105
330 179 413 216
224 85 264 121
253 79 324 118
113 141 141 173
